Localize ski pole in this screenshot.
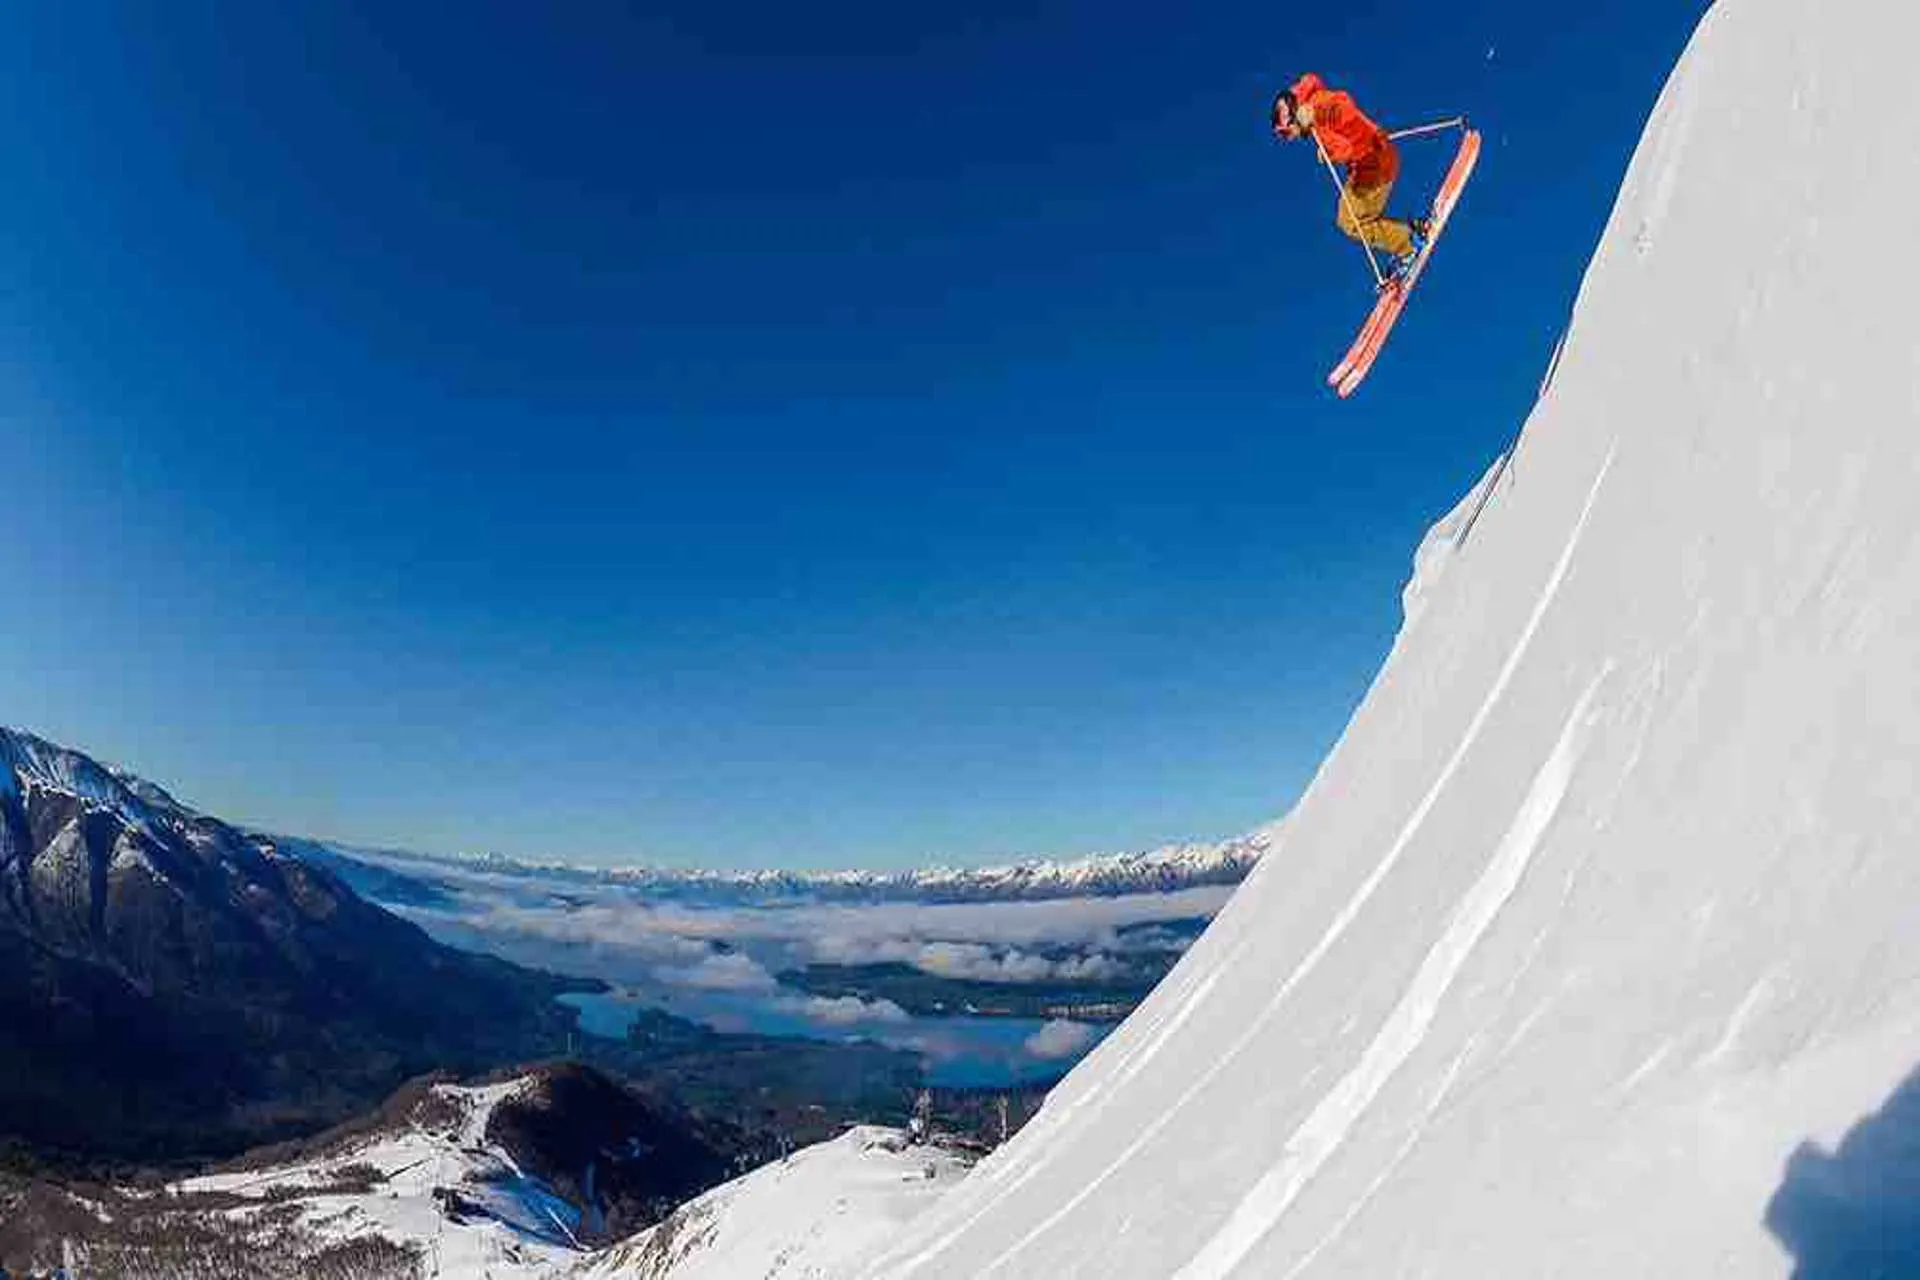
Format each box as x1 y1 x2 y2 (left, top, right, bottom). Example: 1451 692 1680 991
1313 131 1387 289
1387 116 1467 142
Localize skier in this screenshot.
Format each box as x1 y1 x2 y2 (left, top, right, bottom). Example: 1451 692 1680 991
1272 74 1429 281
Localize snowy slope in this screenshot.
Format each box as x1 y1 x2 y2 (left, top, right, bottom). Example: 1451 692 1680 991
851 4 1920 1277
177 1078 585 1278
69 1084 967 1280
575 1128 972 1280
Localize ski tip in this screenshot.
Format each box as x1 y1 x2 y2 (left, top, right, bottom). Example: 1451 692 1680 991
1333 350 1377 398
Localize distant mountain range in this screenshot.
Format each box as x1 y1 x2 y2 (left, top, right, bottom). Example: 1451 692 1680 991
309 826 1273 908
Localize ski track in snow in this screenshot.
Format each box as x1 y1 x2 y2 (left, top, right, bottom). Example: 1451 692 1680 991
881 838 1311 1246
982 947 1233 1185
887 446 1616 1280
963 830 1312 1205
872 946 1244 1272
1279 1030 1486 1280
1176 670 1609 1280
1705 971 1781 1067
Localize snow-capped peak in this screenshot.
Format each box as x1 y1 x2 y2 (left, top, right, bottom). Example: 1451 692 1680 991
0 725 172 841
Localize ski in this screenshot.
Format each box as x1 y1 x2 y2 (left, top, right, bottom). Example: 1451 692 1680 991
1327 128 1482 397
1327 280 1400 390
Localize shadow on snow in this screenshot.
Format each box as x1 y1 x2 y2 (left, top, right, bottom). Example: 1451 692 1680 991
1765 1065 1920 1279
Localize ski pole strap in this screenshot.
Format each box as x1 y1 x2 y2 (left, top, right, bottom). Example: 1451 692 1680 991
1387 117 1467 142
1314 131 1386 289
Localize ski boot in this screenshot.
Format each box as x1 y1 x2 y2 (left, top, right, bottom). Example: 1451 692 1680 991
1384 217 1431 289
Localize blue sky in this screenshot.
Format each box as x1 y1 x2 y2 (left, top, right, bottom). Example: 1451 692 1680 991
0 0 1707 868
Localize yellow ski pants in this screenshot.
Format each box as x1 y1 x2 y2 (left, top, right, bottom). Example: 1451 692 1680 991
1336 179 1415 258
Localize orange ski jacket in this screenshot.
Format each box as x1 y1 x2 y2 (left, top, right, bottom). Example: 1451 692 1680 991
1290 73 1398 188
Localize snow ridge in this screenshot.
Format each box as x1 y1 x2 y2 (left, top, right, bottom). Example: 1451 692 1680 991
869 445 1616 1280
0 726 168 840
574 1127 973 1280
855 5 1920 1276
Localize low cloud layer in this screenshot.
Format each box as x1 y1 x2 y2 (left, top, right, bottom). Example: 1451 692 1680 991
1025 1020 1100 1060
351 847 1225 1074
654 951 780 993
398 874 1224 990
787 993 912 1028
912 941 1128 984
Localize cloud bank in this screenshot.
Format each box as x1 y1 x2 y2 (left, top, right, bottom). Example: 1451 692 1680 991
349 848 1226 1077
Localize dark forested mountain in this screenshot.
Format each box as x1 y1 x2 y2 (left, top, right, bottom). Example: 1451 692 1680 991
0 727 584 1165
